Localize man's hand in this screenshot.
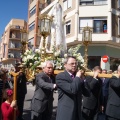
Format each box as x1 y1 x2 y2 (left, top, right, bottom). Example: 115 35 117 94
76 70 85 79
93 71 99 80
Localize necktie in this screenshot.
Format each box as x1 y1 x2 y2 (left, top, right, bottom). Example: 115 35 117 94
102 78 105 83
71 75 74 79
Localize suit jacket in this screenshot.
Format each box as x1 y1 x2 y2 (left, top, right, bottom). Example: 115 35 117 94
101 78 109 97
106 76 120 119
82 76 102 111
56 70 88 120
31 72 55 116
17 72 27 96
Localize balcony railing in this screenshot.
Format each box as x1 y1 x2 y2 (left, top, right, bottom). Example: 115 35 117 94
80 0 107 6
40 0 55 11
8 53 20 58
79 27 107 33
10 25 24 30
9 43 21 49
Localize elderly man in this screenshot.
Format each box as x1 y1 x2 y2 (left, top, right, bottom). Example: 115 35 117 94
31 61 56 120
56 56 89 120
106 65 120 120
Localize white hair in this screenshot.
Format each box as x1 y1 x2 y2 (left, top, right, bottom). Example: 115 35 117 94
118 65 120 71
42 61 54 69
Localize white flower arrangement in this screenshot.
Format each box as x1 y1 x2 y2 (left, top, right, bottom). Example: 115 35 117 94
51 44 84 70
21 49 41 70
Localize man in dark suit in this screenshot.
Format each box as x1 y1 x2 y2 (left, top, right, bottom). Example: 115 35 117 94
101 69 109 113
82 66 102 120
13 63 27 120
56 56 88 120
31 61 56 120
106 65 120 120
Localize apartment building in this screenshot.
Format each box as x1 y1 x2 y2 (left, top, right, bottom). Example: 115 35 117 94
28 0 120 70
0 19 27 70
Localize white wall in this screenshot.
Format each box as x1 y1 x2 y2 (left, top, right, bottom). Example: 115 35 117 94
79 5 108 17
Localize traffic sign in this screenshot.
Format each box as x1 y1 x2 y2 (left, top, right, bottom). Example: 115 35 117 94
102 55 109 63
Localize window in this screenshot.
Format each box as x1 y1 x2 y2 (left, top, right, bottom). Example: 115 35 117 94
94 0 107 5
30 0 34 4
66 21 71 34
93 19 107 33
47 0 51 5
80 0 93 5
79 18 93 33
63 0 72 11
28 38 34 48
29 22 35 32
79 18 107 33
30 6 36 17
118 18 120 35
80 0 107 5
118 0 120 8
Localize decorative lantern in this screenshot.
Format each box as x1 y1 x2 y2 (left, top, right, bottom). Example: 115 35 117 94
82 26 92 45
39 14 53 37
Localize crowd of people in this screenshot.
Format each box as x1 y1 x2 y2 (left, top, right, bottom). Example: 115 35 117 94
31 56 120 120
0 56 120 120
0 63 27 120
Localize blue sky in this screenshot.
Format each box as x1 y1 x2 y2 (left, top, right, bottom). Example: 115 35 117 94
0 0 28 37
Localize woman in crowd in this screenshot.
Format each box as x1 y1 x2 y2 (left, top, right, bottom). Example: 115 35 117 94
1 89 18 120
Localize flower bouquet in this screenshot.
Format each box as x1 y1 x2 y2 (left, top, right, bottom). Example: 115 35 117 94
21 49 41 81
51 44 84 70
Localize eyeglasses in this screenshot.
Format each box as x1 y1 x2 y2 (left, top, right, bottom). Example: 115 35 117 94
67 62 78 66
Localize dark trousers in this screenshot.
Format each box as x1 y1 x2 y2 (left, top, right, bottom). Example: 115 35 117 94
31 102 53 120
102 96 108 113
17 94 25 119
106 116 120 120
82 107 96 120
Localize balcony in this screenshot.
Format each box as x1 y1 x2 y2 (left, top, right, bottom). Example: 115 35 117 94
8 53 21 59
40 0 55 11
8 43 21 50
10 25 24 30
9 31 21 40
80 0 107 6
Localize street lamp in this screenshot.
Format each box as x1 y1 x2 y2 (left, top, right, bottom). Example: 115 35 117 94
82 26 92 70
20 29 28 54
39 14 53 62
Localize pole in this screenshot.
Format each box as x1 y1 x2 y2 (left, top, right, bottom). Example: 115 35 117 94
53 70 119 78
10 72 19 120
84 44 88 70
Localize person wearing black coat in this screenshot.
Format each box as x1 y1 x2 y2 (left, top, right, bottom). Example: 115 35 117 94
17 71 27 120
100 69 110 113
106 65 120 120
56 56 90 120
31 61 56 120
82 66 102 120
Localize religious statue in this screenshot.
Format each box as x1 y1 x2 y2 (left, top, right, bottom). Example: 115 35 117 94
39 2 67 54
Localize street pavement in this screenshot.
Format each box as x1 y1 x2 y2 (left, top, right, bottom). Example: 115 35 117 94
23 84 58 120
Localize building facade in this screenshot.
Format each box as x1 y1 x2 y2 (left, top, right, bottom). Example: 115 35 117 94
0 19 27 70
28 0 120 71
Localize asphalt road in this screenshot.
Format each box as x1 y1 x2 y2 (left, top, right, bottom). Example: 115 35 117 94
23 84 58 120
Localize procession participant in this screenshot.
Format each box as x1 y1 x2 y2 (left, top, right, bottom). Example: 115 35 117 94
56 56 89 120
100 69 109 113
1 89 18 120
31 61 57 120
10 63 27 120
82 66 102 120
106 65 120 120
0 70 4 119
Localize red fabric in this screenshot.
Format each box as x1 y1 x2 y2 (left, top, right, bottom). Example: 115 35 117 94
1 102 18 120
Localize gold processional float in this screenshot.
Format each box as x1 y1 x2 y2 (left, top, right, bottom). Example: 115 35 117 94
10 14 118 120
